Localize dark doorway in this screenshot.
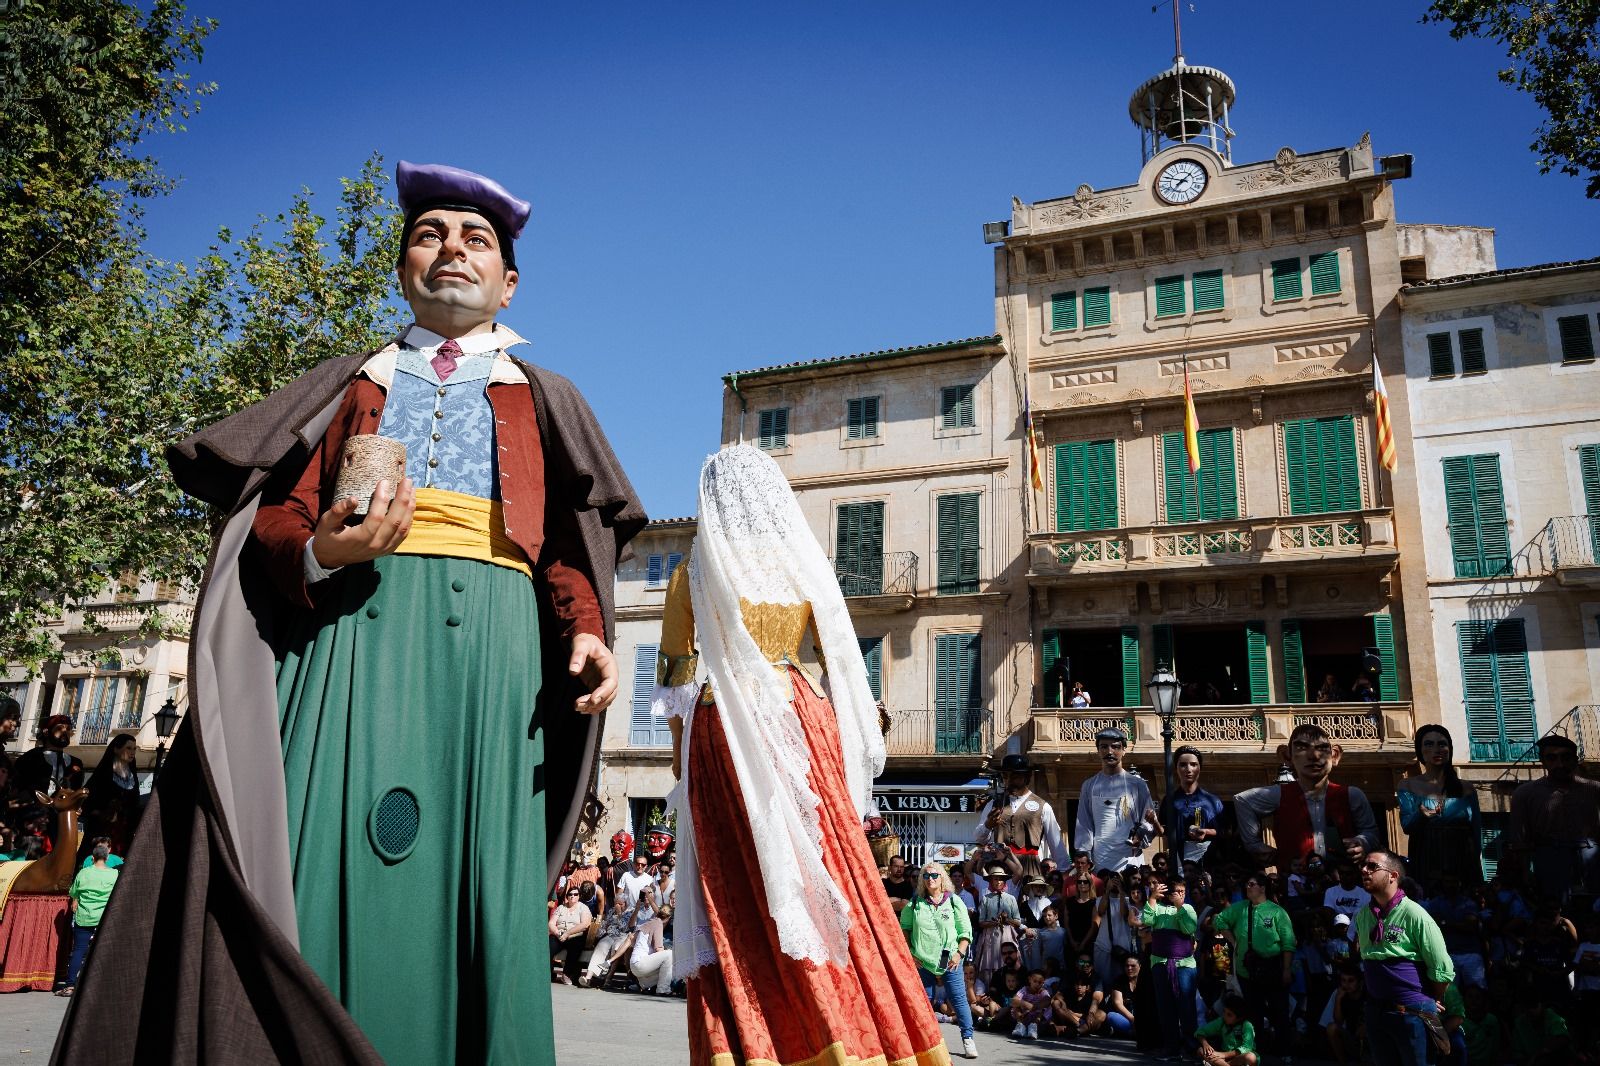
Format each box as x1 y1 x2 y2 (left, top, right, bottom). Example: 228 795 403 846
1299 618 1373 702
1172 624 1250 705
1057 628 1128 708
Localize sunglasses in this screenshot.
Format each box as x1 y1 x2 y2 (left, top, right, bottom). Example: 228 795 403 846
1361 861 1394 873
922 871 942 879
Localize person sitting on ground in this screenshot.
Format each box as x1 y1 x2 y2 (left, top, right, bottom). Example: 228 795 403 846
1102 953 1149 1043
1009 968 1052 1040
582 894 634 987
1196 994 1259 1066
1320 961 1366 1066
983 968 1022 1027
1049 963 1106 1039
1509 984 1571 1066
629 902 674 996
1457 984 1501 1066
547 883 592 986
965 961 1004 1030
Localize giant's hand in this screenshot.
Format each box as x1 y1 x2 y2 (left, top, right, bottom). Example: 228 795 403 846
570 634 618 715
311 479 417 568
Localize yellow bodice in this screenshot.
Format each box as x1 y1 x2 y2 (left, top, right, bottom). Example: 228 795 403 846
736 600 813 664
656 560 825 698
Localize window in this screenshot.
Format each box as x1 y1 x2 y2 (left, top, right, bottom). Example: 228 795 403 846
644 552 683 589
1309 251 1342 296
936 493 980 595
846 396 880 440
1271 258 1303 302
1442 453 1511 578
1154 275 1186 318
1050 291 1077 332
835 501 885 596
940 384 976 429
1083 286 1112 327
1558 314 1598 364
1162 428 1239 522
118 675 147 730
757 407 789 450
1283 416 1361 515
859 637 883 700
1054 440 1118 531
1191 269 1225 312
1426 327 1488 378
1458 618 1536 761
1372 613 1399 701
629 643 672 746
934 632 983 753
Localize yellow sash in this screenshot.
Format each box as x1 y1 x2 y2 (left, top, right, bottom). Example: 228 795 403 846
391 487 533 578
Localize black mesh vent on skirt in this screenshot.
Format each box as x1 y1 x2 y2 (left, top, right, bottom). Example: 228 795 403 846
370 787 420 862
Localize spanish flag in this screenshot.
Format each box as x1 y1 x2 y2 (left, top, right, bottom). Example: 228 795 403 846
1025 386 1044 492
1182 357 1201 474
1373 357 1398 471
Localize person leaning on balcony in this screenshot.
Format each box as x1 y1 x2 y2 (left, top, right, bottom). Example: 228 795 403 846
974 753 1067 882
1232 722 1380 870
1506 734 1600 903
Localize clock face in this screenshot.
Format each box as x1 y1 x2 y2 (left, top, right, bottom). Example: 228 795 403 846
1156 160 1208 205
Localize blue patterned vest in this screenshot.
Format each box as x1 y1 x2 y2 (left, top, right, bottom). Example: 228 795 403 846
375 350 499 499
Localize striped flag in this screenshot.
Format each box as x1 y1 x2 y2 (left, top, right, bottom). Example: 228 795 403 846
1025 385 1044 491
1182 357 1201 474
1373 357 1398 471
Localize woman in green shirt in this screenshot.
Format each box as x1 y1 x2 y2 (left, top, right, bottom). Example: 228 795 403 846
900 862 976 1059
1212 873 1295 1057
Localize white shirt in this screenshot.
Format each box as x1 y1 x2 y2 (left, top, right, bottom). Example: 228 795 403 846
1323 883 1372 940
1075 770 1153 873
973 790 1068 864
616 870 655 911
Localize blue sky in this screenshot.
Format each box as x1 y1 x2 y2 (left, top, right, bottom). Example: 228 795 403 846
139 0 1599 518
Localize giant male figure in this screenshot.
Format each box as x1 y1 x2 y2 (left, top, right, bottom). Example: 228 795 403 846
55 163 646 1065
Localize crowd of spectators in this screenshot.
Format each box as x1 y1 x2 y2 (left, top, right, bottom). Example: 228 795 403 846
546 835 684 998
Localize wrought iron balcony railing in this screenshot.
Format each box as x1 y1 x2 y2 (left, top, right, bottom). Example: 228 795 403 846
883 706 992 756
1029 701 1414 754
1543 516 1600 572
833 551 919 597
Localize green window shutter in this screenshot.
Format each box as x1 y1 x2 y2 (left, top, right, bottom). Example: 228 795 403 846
1372 613 1399 701
1041 629 1064 707
1055 440 1118 532
1309 251 1341 296
1282 620 1307 703
836 502 885 595
1121 625 1142 707
1152 624 1175 675
941 384 976 429
1458 620 1536 761
1285 417 1360 515
630 643 662 746
858 637 883 701
1163 432 1198 523
1165 429 1239 524
1155 275 1186 318
1458 328 1487 374
1558 314 1596 363
1491 620 1537 762
1083 287 1112 327
1271 258 1303 302
1192 269 1225 312
1427 332 1456 378
1442 454 1510 578
935 632 982 753
937 493 980 595
1051 291 1078 332
758 408 789 449
1245 621 1270 705
846 397 879 439
1581 444 1600 560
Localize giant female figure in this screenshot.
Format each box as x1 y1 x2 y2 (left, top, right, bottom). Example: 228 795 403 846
655 446 949 1066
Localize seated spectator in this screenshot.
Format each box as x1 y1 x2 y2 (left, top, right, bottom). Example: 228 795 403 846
1319 962 1366 1066
629 904 673 995
1509 987 1571 1066
1196 994 1259 1066
983 969 1022 1028
547 884 592 985
1009 968 1052 1039
1522 902 1577 1009
990 939 1024 989
1049 966 1106 1038
1458 984 1502 1066
1103 953 1154 1046
582 895 635 987
966 962 1005 1030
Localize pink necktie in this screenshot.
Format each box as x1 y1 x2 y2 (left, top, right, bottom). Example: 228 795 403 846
431 338 462 382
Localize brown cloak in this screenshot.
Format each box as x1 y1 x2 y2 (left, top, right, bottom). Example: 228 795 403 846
52 349 646 1064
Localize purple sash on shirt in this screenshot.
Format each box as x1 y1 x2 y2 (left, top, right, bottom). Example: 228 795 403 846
1362 958 1435 1010
1152 926 1196 991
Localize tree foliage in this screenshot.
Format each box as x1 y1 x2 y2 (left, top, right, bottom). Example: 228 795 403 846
1425 0 1600 197
0 0 404 668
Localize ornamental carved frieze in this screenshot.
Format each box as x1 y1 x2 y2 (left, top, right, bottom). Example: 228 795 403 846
1235 147 1343 192
1050 366 1117 389
1036 184 1134 225
1291 363 1347 381
1160 353 1229 377
1276 338 1350 363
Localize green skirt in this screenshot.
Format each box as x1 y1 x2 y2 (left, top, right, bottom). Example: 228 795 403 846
275 553 553 1065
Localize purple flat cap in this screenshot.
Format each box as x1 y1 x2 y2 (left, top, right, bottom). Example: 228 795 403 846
395 161 531 240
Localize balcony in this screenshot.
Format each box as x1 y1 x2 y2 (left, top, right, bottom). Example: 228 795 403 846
62 601 195 637
832 552 919 613
1539 516 1600 587
1028 701 1414 756
1028 509 1397 583
883 707 993 758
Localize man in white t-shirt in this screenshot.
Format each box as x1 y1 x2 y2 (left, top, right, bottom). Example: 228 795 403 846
616 853 656 915
1074 727 1156 873
1321 862 1371 940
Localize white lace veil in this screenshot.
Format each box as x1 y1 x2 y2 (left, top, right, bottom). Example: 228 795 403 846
685 444 885 969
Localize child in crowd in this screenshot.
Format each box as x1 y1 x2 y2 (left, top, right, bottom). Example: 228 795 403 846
1008 969 1052 1040
1050 966 1105 1039
1319 961 1366 1066
1195 995 1258 1066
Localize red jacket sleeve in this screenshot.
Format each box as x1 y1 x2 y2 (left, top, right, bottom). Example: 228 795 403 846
538 496 604 642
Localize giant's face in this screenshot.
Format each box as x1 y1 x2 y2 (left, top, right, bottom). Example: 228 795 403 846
398 208 517 322
609 831 634 864
645 829 674 861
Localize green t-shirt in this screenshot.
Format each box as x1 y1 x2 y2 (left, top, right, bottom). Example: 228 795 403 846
1460 1009 1502 1066
1510 1008 1568 1063
1142 900 1198 967
1354 896 1454 985
1195 1016 1256 1054
79 853 123 870
68 864 119 928
1213 899 1296 977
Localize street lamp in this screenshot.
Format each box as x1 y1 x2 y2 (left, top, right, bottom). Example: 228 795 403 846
152 697 181 777
1146 662 1182 871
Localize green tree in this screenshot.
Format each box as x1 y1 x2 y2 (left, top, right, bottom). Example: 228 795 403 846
1425 1 1600 197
